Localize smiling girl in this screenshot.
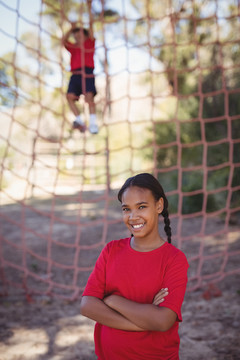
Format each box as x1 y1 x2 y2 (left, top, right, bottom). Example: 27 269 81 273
80 173 189 359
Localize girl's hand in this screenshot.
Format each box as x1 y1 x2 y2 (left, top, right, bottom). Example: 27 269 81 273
103 295 112 307
103 294 120 308
70 21 77 29
152 288 168 306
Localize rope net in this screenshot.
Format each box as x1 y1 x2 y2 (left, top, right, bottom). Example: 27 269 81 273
0 0 240 300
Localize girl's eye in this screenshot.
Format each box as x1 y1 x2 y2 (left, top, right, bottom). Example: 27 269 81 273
139 205 146 209
122 208 129 212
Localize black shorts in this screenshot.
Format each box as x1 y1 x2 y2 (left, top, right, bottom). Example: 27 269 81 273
67 67 97 97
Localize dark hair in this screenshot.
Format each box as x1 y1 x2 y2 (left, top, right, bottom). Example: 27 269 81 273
72 27 89 37
118 173 172 243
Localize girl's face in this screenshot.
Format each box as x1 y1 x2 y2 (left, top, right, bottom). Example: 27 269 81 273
121 186 163 241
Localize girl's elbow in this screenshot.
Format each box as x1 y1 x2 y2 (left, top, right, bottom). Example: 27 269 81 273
158 322 174 332
146 320 174 332
149 322 172 332
80 295 99 317
80 296 89 316
155 308 177 332
80 303 85 316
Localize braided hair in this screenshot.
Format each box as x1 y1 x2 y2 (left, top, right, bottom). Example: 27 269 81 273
118 173 172 243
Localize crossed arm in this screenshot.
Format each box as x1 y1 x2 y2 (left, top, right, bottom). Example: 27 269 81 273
80 288 177 332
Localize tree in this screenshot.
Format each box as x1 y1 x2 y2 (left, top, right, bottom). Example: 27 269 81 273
128 0 240 214
0 53 18 107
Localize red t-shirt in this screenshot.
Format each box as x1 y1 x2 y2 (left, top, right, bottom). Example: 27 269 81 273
82 238 189 360
65 38 95 70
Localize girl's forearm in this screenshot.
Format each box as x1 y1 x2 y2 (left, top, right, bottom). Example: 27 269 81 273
80 296 145 331
62 29 72 45
104 295 177 332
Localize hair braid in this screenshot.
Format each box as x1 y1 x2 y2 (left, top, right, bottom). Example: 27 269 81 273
162 208 172 244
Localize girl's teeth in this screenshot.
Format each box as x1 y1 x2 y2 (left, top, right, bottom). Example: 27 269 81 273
133 224 143 229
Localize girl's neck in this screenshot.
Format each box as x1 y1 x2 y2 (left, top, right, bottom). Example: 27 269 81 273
130 235 165 252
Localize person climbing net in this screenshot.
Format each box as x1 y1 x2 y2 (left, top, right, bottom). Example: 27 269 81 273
62 0 99 134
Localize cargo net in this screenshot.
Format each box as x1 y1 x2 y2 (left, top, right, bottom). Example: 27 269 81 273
0 0 240 301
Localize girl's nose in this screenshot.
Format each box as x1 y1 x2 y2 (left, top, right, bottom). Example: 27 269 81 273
129 210 138 219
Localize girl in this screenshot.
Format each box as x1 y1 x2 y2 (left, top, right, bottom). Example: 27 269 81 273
80 173 189 359
62 0 98 134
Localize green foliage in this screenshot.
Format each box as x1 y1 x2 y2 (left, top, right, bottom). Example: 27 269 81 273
155 122 176 145
167 194 179 214
0 55 17 107
0 145 14 189
182 170 203 192
41 0 79 26
181 145 203 167
207 191 228 213
140 1 240 215
205 120 228 142
231 190 240 209
158 170 178 193
182 193 203 215
232 167 240 188
203 93 225 119
180 122 201 143
233 143 240 164
207 167 230 191
229 93 240 116
178 96 200 120
207 143 229 167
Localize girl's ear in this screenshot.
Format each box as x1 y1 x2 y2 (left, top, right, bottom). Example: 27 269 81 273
157 197 164 214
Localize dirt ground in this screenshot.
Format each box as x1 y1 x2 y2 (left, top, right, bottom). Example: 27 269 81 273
0 275 239 360
0 192 240 360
